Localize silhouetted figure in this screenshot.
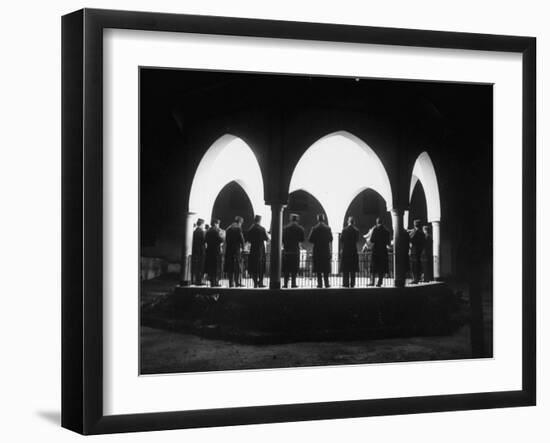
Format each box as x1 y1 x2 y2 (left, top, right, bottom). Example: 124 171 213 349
191 218 206 285
422 225 434 282
204 219 224 287
367 217 390 287
340 216 360 288
282 214 305 288
395 225 411 285
309 214 333 288
246 215 270 288
409 219 426 284
224 216 245 287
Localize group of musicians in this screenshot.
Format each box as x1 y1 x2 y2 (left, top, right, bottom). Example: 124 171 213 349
191 213 433 288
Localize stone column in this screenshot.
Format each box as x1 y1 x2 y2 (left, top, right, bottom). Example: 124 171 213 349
391 209 407 288
269 203 286 289
179 211 196 286
403 209 410 230
432 220 441 280
332 232 340 275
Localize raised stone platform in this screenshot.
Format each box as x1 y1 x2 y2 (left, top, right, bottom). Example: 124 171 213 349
142 283 460 344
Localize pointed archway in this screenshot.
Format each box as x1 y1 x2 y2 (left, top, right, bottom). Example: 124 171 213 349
408 151 442 279
188 134 270 227
181 135 269 285
289 131 393 273
409 151 441 223
289 131 393 230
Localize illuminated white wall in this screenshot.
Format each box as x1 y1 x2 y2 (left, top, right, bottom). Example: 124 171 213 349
188 134 271 228
289 131 393 231
409 151 441 222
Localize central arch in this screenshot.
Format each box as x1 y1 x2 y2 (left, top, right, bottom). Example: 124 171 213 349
289 131 393 274
289 131 393 232
188 134 270 228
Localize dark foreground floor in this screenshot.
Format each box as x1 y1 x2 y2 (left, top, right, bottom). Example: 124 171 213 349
140 275 493 374
141 324 477 374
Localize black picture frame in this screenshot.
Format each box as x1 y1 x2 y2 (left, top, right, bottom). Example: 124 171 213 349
61 8 536 435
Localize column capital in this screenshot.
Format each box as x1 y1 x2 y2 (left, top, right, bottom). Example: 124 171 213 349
390 208 406 217
265 201 287 209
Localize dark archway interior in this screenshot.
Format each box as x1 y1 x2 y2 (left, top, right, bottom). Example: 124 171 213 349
283 190 327 252
344 188 391 239
211 181 255 231
409 180 428 229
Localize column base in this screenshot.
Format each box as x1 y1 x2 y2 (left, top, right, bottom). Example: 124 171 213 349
393 279 406 288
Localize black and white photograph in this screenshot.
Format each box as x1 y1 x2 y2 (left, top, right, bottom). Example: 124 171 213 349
139 68 493 374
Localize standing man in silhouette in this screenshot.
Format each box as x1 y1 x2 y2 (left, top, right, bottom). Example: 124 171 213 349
422 224 434 282
282 213 305 288
340 216 360 288
309 214 333 288
246 215 270 288
368 217 391 287
204 218 224 287
224 216 246 287
409 219 426 284
191 218 206 285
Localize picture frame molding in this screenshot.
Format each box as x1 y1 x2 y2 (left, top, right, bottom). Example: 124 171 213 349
61 8 536 435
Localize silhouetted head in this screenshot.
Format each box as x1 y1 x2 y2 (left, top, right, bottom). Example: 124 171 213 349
423 225 430 235
290 213 299 222
414 219 422 228
234 216 244 226
347 216 355 226
317 214 326 223
211 218 220 227
375 217 382 226
196 218 204 227
254 214 262 224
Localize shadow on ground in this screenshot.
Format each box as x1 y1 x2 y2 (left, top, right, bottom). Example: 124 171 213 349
36 410 60 426
139 275 492 374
